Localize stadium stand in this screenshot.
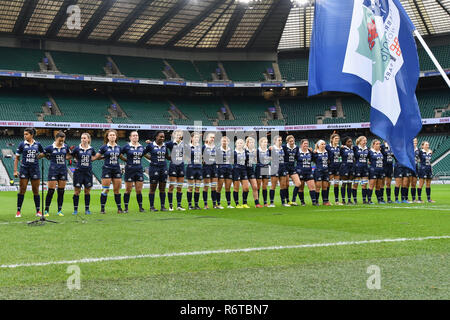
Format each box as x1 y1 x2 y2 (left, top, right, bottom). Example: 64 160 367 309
0 46 44 72
279 97 337 125
112 96 172 125
0 89 47 121
44 93 111 123
193 61 219 81
170 97 222 126
111 55 166 79
220 97 273 126
50 51 108 76
278 58 309 81
416 90 450 118
166 60 203 81
221 61 273 82
418 45 450 71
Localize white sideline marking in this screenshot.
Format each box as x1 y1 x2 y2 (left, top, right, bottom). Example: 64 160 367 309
1 235 449 269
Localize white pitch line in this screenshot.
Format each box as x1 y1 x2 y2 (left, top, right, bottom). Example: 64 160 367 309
1 235 449 269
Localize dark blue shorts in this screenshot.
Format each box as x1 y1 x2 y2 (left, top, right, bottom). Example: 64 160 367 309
246 166 256 179
355 165 369 178
102 166 122 179
218 165 233 180
339 164 354 177
202 164 218 179
19 165 40 180
169 163 185 178
328 164 341 176
149 166 168 184
384 165 394 178
314 168 329 182
409 167 417 178
124 166 144 182
233 166 248 181
186 166 203 180
271 163 288 177
286 164 297 176
73 169 93 188
369 167 385 180
255 165 270 179
296 168 314 181
394 166 410 179
48 165 67 181
418 167 432 179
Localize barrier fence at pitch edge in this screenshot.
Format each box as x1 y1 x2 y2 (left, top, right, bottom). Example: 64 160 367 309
0 117 449 132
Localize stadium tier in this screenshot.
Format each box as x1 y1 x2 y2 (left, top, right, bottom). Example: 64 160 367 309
221 61 273 82
166 60 203 81
0 89 47 121
170 97 222 126
416 90 450 118
278 58 309 81
279 97 337 125
193 61 219 81
418 45 450 71
51 51 108 76
0 47 44 72
45 93 111 123
112 96 171 125
111 55 166 79
221 98 273 126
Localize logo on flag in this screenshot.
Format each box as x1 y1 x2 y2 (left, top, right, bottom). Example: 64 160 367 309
343 0 404 125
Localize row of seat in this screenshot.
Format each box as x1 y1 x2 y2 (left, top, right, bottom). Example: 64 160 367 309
1 44 448 81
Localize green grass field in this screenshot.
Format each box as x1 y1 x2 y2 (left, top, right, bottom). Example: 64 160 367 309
0 185 449 300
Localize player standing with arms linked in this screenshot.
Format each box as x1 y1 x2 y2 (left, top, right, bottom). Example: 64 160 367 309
14 128 45 217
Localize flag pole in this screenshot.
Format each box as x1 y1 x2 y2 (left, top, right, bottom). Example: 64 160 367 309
414 30 450 88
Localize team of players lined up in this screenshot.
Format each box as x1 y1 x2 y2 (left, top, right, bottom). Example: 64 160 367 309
13 128 435 217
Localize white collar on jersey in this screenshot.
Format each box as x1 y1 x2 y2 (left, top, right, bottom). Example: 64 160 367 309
129 142 142 148
299 149 310 154
370 148 381 153
24 140 35 146
245 146 256 152
286 144 297 150
107 142 118 148
258 147 268 152
79 144 91 151
204 143 214 149
153 141 164 147
358 145 368 150
220 146 230 152
235 148 245 153
52 142 65 149
316 150 327 154
272 145 282 150
421 148 432 154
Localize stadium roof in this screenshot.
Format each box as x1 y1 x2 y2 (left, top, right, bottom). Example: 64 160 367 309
0 0 448 52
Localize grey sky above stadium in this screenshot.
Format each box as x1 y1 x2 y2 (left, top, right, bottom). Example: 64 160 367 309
0 0 448 51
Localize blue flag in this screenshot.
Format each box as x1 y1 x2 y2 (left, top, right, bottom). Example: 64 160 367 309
308 0 422 170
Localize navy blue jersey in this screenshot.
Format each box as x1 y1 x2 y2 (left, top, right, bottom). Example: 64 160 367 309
326 144 341 166
218 147 233 167
71 145 96 171
189 144 203 168
234 150 247 168
354 146 369 167
15 140 44 167
99 144 122 169
418 149 432 169
121 143 147 168
312 151 329 170
145 142 167 167
368 149 384 169
340 146 355 164
44 143 69 170
202 144 217 165
296 150 313 169
256 148 271 167
166 140 184 165
282 144 299 166
246 148 257 167
381 144 394 167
